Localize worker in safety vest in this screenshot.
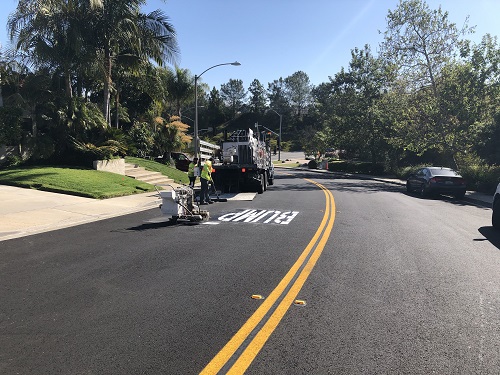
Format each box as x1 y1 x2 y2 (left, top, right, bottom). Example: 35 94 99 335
187 157 199 188
199 157 213 205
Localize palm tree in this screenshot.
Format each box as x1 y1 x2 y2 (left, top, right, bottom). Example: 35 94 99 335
9 0 179 125
8 0 102 99
164 67 194 117
87 0 179 124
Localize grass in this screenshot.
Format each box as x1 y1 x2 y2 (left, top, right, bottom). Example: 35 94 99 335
0 166 156 199
273 160 302 168
0 158 189 199
125 157 189 185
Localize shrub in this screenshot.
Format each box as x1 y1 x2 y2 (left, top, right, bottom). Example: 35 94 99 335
3 154 23 167
394 164 428 180
460 164 500 194
0 107 23 144
327 160 386 175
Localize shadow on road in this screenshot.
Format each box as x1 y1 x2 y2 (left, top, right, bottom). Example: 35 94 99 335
478 226 500 250
122 220 184 232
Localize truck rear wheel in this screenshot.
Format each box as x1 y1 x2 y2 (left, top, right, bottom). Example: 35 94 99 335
257 173 264 194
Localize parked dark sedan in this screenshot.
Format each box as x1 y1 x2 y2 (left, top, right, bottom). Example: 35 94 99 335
406 167 467 199
170 152 191 172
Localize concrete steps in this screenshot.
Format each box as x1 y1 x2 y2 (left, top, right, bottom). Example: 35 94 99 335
124 163 175 186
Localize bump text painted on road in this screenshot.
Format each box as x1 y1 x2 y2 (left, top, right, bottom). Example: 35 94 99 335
217 209 299 225
200 179 336 374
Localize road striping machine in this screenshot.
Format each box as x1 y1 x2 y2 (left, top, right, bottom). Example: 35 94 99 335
155 185 209 224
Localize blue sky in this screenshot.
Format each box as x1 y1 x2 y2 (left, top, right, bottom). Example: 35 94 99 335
1 0 499 91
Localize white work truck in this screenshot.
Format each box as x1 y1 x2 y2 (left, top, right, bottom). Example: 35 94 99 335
212 128 274 194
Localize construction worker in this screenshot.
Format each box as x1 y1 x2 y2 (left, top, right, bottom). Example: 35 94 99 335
200 157 214 205
187 157 199 188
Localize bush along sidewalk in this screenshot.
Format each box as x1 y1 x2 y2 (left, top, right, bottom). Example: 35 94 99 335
326 160 385 176
315 159 500 195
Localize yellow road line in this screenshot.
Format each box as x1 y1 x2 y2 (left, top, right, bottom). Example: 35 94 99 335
200 179 335 374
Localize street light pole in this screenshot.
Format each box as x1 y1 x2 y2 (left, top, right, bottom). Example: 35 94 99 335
269 109 282 161
194 61 241 159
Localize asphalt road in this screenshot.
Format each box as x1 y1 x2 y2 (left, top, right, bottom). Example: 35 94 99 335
2 169 500 374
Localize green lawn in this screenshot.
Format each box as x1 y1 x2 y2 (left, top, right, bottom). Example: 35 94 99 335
125 157 189 185
0 158 188 199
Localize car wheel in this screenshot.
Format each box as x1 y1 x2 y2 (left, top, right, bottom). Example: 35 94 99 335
406 181 412 193
454 191 466 199
419 183 428 197
493 199 500 230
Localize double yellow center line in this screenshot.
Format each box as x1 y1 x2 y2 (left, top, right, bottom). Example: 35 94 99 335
201 179 336 374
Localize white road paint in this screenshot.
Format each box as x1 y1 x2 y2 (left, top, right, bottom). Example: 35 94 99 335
217 209 299 225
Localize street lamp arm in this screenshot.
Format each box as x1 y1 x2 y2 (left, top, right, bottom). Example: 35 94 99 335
196 61 241 79
193 61 241 159
268 108 281 118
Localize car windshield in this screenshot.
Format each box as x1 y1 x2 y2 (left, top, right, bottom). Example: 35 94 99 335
429 168 459 177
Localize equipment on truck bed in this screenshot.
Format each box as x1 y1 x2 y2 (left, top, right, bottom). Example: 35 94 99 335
212 127 275 194
155 185 209 223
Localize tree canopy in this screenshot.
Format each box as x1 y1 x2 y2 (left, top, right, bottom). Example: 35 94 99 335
1 0 499 176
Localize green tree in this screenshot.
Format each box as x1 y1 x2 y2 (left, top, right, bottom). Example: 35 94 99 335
0 107 23 145
87 0 179 124
326 45 393 163
127 121 155 157
9 0 91 99
267 78 289 115
437 35 500 165
300 127 331 159
380 0 472 96
154 115 191 160
284 71 313 118
248 79 267 114
267 78 292 138
206 87 225 136
165 67 194 117
220 78 246 118
380 0 473 167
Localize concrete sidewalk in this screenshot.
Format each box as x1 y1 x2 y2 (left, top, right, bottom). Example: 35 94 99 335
0 169 494 242
0 185 162 241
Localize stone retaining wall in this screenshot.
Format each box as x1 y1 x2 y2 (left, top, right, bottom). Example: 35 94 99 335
92 158 125 175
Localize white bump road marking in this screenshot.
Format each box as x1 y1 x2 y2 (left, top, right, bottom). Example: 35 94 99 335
217 209 299 225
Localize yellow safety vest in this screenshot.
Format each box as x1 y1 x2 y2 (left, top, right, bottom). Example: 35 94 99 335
201 160 212 181
187 162 195 177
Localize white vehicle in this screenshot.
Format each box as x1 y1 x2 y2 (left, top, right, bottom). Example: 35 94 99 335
212 128 275 194
493 183 500 229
